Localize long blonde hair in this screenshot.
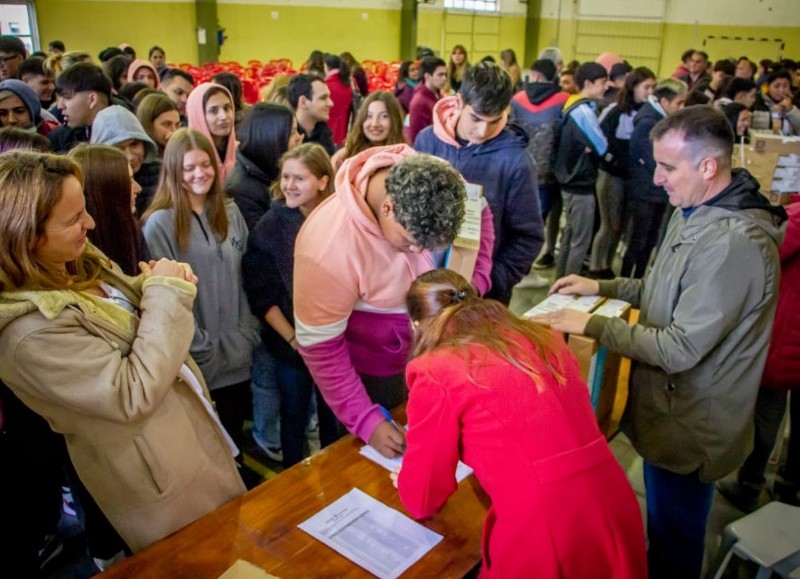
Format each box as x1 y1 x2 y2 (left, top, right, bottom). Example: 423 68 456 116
406 269 566 388
0 151 104 291
143 128 229 252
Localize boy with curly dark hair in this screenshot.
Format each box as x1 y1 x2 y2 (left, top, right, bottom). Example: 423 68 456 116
294 144 490 457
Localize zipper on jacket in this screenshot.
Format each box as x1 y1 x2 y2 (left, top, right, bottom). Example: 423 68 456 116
192 212 223 259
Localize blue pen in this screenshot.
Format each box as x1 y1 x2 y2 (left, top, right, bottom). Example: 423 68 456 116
379 406 406 433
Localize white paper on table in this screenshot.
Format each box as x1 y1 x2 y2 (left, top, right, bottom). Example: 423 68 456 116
297 488 443 579
359 444 474 483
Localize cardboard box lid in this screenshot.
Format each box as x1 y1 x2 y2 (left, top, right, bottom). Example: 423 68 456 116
521 294 604 318
593 299 631 318
751 131 800 155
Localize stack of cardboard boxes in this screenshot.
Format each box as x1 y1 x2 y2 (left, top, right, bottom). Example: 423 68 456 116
734 131 800 205
522 295 634 437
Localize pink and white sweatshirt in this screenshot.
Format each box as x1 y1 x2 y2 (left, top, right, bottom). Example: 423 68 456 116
294 144 493 443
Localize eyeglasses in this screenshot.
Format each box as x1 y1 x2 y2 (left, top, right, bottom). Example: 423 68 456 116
0 54 22 66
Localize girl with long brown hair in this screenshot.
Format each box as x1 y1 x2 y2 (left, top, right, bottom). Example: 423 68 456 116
331 91 406 170
394 268 647 578
142 128 260 458
68 144 145 276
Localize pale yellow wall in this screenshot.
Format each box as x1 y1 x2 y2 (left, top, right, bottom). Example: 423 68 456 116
418 9 527 64
216 5 401 67
36 0 198 64
32 0 800 75
531 17 799 78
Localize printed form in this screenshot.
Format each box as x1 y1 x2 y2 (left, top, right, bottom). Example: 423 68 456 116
298 488 443 578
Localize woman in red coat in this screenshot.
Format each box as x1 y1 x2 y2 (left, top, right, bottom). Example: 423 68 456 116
323 53 354 146
718 196 800 511
394 269 647 578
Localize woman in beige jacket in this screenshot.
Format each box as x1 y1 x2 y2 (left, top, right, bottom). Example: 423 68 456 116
0 152 245 554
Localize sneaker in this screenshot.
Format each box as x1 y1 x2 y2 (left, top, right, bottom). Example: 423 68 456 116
253 435 283 462
264 446 283 462
533 253 555 270
37 533 64 569
306 425 320 441
772 474 800 506
516 273 551 290
717 479 762 513
93 550 125 572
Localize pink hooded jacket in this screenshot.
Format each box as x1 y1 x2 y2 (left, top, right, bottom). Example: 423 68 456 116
186 82 237 181
127 59 161 89
294 144 493 443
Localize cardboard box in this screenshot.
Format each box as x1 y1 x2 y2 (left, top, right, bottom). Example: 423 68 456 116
521 295 634 437
444 183 482 281
733 140 800 204
566 299 632 438
750 131 800 155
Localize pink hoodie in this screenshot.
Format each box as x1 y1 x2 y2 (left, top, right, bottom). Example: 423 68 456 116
294 144 493 443
186 82 237 181
127 59 160 89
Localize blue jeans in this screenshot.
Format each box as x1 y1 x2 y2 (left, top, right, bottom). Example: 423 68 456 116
275 357 341 467
643 461 714 579
250 343 281 450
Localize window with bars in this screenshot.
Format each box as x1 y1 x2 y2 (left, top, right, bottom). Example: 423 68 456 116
443 0 498 13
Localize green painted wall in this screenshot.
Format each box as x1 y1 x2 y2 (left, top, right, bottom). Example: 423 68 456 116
216 5 402 68
35 0 799 76
37 0 199 64
531 18 799 78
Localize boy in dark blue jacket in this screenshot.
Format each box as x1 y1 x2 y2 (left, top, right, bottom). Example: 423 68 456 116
510 58 569 271
415 62 543 304
554 62 609 277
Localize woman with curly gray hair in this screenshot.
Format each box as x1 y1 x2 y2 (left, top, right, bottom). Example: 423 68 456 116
293 144 493 457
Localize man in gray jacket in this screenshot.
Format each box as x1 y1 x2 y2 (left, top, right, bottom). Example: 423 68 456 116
533 105 787 579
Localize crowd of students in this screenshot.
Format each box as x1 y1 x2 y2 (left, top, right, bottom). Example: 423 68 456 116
0 33 797 579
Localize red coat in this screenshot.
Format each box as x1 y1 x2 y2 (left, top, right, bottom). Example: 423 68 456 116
398 338 647 579
763 196 800 389
405 83 439 144
325 71 353 146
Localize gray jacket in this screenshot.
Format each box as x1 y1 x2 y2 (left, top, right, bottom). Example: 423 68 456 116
142 202 260 390
585 169 786 482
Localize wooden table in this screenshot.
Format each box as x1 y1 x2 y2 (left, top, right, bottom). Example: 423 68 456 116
102 408 490 578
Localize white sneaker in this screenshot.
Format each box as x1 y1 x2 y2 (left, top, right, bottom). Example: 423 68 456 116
93 550 125 572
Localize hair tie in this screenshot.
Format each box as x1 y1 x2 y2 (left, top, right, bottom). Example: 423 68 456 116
452 289 467 304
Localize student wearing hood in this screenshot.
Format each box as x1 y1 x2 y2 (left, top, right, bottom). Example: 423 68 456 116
0 79 60 136
415 62 544 304
293 144 493 457
127 59 160 90
186 82 237 181
90 105 161 218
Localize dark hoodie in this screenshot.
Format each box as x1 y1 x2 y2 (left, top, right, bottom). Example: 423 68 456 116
699 168 788 223
510 82 569 185
415 96 544 303
628 98 667 204
0 79 58 136
226 149 277 231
